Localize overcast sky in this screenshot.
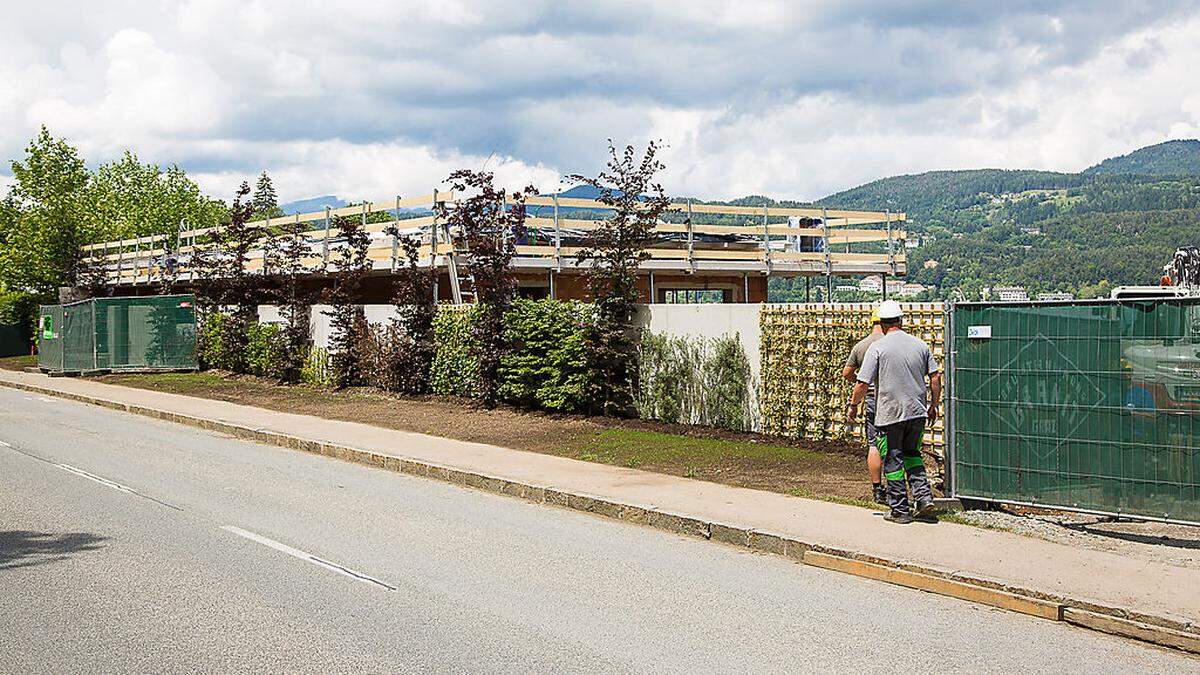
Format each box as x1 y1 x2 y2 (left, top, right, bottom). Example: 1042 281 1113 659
3 1 1200 203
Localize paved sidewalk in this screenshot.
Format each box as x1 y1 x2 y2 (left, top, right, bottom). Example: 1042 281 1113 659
2 369 1197 640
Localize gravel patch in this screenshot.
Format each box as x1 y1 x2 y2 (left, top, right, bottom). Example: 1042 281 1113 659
955 508 1200 570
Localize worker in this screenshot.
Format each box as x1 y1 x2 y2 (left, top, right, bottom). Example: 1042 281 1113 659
843 308 887 505
848 300 941 524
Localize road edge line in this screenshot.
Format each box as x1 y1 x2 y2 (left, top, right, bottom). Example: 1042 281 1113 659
3 376 1197 654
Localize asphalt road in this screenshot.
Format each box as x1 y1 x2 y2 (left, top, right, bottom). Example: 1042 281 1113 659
0 387 1193 673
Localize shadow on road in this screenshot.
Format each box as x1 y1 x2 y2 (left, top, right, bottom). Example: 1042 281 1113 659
0 530 108 570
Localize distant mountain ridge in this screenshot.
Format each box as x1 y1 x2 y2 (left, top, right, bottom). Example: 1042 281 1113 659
1083 139 1200 175
280 195 345 215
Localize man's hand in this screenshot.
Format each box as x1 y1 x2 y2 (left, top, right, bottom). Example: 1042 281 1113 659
846 403 859 423
927 404 939 423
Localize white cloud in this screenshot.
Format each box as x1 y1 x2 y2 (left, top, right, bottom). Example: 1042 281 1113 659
189 139 561 204
1 1 1199 204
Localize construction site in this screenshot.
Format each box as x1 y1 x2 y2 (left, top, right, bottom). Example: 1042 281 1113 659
78 191 906 304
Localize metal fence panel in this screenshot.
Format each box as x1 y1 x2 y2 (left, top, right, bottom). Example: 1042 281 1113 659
37 295 198 373
36 305 64 371
951 299 1200 523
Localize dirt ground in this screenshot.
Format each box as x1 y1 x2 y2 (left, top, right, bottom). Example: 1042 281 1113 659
75 368 875 503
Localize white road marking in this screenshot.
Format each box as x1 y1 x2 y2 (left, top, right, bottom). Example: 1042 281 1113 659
37 397 58 403
0 440 11 448
55 463 138 494
220 525 396 591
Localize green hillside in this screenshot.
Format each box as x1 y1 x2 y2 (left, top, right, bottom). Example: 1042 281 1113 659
772 142 1200 300
1084 139 1200 175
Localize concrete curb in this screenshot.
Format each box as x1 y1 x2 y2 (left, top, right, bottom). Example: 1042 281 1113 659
4 377 1198 655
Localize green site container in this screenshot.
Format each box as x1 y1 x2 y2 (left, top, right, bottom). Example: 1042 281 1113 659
37 295 198 374
949 299 1200 524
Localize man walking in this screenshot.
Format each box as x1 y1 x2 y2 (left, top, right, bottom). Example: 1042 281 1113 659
848 301 941 524
843 308 887 505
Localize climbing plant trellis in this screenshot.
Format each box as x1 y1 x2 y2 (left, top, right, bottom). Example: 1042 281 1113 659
760 303 946 456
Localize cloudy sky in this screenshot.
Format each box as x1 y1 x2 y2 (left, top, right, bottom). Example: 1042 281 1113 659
3 1 1200 203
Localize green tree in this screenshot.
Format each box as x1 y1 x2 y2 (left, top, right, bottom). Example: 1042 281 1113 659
252 171 283 220
569 140 672 416
86 152 226 243
0 127 92 297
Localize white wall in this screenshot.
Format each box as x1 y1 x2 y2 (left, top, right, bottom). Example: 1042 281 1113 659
635 304 762 376
260 303 764 372
258 304 403 351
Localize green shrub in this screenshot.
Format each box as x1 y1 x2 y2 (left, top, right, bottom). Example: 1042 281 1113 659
499 298 595 412
302 347 332 387
636 330 758 431
0 288 38 340
245 322 286 378
430 305 480 397
197 312 236 371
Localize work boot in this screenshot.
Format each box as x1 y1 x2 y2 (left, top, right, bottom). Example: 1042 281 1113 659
872 484 887 506
913 497 936 519
884 511 913 524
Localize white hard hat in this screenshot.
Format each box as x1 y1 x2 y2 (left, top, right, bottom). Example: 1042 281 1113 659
877 300 904 320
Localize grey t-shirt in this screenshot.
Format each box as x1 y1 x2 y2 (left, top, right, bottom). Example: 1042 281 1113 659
857 330 939 427
846 331 884 411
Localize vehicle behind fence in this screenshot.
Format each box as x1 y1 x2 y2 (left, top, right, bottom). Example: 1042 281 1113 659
38 295 198 374
949 298 1200 524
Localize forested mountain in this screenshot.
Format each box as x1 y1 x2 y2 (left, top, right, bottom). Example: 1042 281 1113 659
790 141 1200 300
1084 139 1200 175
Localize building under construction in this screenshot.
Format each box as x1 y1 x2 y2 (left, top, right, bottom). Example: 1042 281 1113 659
80 191 906 303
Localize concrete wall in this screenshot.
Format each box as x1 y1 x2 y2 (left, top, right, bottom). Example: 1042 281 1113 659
634 304 762 377
261 303 765 368
258 304 401 351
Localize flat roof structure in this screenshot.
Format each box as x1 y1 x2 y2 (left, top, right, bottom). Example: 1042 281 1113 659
80 192 907 303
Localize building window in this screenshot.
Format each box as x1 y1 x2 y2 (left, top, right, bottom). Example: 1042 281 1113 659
661 288 729 304
517 286 549 300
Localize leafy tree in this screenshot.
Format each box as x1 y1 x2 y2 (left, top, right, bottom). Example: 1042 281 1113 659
0 127 92 296
436 169 531 407
201 183 266 372
264 214 316 383
322 214 371 388
383 232 438 393
568 140 671 416
252 171 283 220
86 151 226 243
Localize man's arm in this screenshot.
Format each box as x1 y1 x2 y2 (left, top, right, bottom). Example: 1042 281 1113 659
927 371 943 422
849 381 870 421
847 345 879 422
842 364 857 382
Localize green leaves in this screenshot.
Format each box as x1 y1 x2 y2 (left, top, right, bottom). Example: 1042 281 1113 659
0 127 227 301
635 330 757 431
498 298 596 412
430 305 481 397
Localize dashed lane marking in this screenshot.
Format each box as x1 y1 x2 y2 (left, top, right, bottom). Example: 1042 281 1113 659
220 525 397 591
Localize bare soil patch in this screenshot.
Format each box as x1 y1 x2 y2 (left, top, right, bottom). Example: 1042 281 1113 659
84 368 873 501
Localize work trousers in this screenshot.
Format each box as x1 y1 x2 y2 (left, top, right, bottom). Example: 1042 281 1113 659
879 417 932 515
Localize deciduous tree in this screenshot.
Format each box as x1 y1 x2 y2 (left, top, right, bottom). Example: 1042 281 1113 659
569 140 672 416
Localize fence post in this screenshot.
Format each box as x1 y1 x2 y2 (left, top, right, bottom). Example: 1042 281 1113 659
391 196 401 272
944 300 956 497
822 207 832 299
687 198 695 273
553 192 562 271
762 200 771 275
360 202 369 272
322 206 331 272
886 209 896 276
431 188 440 303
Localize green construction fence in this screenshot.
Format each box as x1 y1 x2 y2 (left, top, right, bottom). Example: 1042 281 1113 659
37 295 198 374
949 298 1200 524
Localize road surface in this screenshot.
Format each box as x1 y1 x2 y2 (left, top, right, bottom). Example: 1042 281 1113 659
0 387 1193 673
